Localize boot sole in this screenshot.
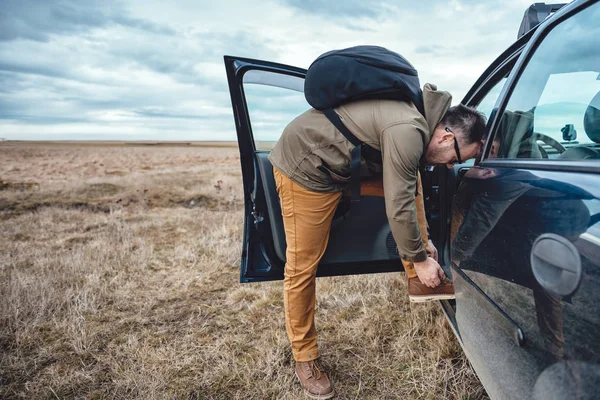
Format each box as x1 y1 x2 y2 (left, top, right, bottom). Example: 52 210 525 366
409 293 456 303
295 371 335 399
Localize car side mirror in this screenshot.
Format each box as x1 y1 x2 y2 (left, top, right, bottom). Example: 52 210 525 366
561 124 577 142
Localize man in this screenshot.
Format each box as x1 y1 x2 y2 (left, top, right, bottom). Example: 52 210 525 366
269 83 486 399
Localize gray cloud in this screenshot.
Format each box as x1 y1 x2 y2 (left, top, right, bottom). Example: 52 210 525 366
0 0 175 42
414 44 452 56
105 30 275 86
0 0 277 138
280 0 385 18
0 60 71 80
132 108 216 120
0 113 90 124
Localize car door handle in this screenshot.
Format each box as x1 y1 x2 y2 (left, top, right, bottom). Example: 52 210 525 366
531 233 582 297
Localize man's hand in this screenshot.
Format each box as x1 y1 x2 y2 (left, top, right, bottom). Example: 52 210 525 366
413 257 445 288
427 239 438 262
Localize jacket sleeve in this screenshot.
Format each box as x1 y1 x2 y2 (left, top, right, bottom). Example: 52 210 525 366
380 122 428 263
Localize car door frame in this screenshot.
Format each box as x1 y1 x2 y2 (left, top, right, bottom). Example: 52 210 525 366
225 57 307 282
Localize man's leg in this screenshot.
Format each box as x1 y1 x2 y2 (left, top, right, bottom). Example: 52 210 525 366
273 167 340 398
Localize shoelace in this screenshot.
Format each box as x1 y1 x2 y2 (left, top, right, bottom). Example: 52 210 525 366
441 276 453 285
307 360 323 380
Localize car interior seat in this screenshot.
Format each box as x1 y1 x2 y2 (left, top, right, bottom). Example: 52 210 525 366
496 109 545 159
559 91 600 160
583 91 600 153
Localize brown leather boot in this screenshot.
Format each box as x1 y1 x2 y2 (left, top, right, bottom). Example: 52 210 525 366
295 359 335 399
408 276 456 302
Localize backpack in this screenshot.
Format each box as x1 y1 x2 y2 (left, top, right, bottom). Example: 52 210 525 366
304 45 424 209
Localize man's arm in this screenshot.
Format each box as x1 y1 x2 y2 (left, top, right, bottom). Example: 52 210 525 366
380 122 428 262
381 122 445 287
401 172 436 274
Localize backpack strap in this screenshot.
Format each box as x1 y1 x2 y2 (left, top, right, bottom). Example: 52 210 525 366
323 106 425 216
323 108 377 212
322 108 362 146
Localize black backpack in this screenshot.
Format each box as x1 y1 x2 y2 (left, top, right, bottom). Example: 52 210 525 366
304 45 424 208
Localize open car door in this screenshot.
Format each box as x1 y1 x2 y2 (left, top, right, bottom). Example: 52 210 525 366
224 56 411 282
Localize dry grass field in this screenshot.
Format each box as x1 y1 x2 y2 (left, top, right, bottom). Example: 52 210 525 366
0 143 487 399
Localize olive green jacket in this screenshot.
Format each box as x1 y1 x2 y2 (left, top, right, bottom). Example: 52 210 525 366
268 83 451 262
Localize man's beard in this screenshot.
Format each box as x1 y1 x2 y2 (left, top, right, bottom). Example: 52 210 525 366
423 146 445 166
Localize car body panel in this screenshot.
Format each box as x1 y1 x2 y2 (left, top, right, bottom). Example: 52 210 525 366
452 168 600 399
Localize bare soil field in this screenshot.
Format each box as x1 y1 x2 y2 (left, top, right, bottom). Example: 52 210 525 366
0 143 487 399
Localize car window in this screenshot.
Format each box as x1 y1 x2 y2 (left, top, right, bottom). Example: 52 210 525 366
242 70 308 151
489 2 600 161
477 75 508 121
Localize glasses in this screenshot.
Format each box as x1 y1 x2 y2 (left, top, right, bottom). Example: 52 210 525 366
445 127 463 165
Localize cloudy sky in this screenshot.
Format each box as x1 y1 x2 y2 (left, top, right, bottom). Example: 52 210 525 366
0 0 548 141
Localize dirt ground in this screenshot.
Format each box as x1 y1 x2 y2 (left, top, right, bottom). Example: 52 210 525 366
0 143 487 399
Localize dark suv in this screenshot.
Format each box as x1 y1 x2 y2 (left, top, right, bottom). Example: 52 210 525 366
224 1 600 398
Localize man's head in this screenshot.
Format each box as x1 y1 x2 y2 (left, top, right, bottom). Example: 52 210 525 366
424 104 487 168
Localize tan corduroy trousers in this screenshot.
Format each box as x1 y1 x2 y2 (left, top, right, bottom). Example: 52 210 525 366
273 167 429 361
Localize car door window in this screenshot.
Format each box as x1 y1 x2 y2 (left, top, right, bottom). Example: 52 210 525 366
476 75 508 121
488 2 600 161
242 70 308 150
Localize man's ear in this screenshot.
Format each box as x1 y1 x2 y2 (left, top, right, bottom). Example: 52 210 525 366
434 124 452 144
439 129 454 144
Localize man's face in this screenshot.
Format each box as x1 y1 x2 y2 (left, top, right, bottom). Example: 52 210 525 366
489 139 501 158
424 124 481 168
